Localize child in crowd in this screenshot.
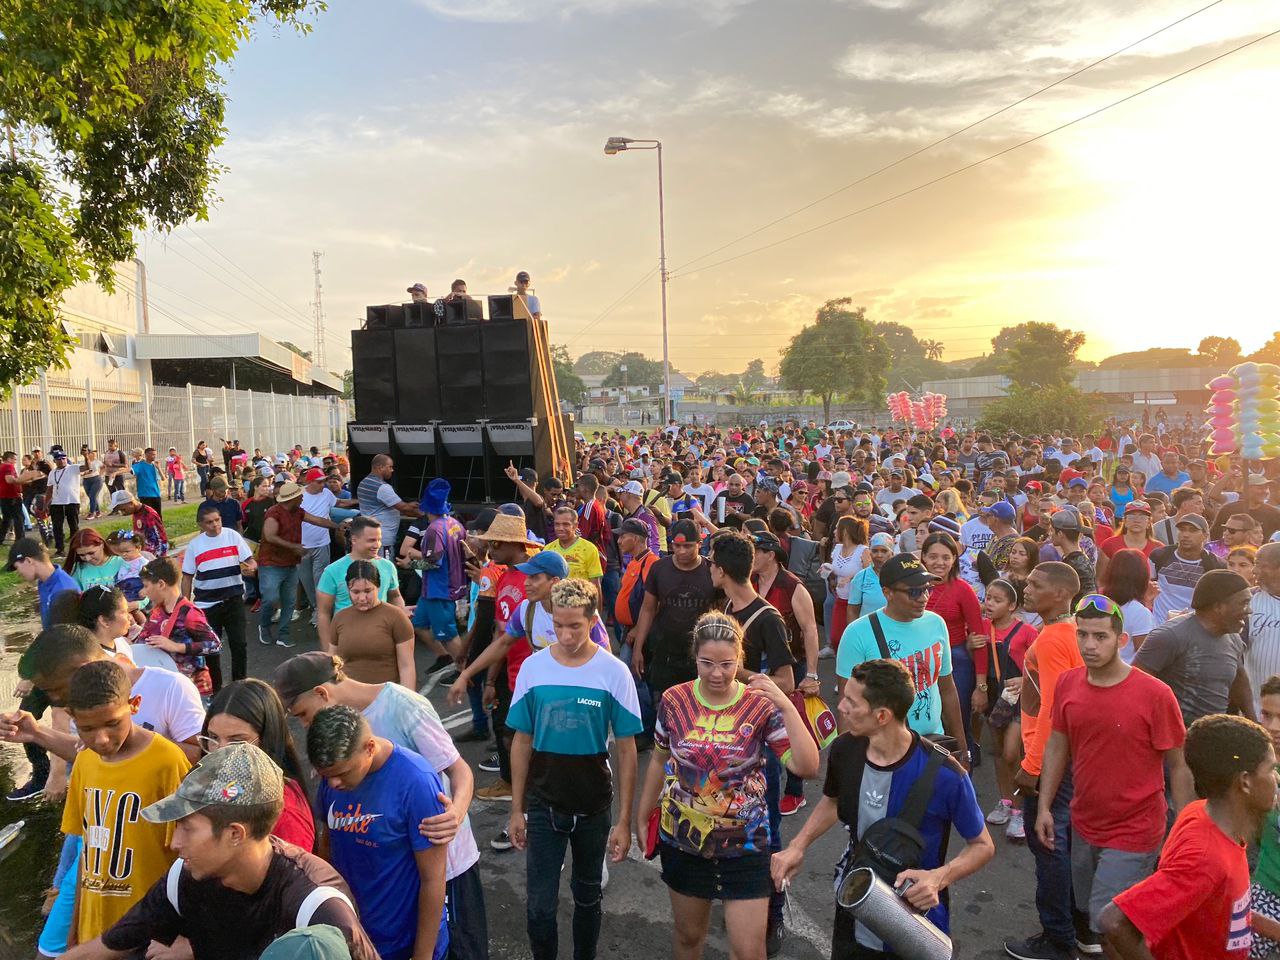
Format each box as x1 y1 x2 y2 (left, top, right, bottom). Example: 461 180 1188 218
59 659 190 946
137 557 222 695
107 529 152 617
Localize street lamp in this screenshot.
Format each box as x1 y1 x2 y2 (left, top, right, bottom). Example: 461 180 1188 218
603 136 671 423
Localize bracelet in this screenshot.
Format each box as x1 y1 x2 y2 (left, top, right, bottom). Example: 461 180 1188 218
484 682 496 689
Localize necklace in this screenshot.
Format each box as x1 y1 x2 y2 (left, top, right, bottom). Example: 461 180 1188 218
1043 611 1073 625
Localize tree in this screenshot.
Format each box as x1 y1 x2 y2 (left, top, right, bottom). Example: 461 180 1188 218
1197 336 1242 368
279 340 312 361
602 352 664 391
978 385 1104 437
1096 347 1199 370
779 299 888 423
998 322 1086 391
0 0 322 393
1249 333 1280 366
573 351 622 375
551 344 586 405
920 339 944 361
341 369 353 401
741 359 767 393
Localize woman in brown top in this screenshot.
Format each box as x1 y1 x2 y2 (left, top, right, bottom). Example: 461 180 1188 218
330 560 416 687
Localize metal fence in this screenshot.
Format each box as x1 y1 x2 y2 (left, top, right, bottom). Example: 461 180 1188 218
0 376 348 456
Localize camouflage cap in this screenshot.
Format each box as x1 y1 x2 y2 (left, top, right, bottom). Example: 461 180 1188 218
142 742 284 823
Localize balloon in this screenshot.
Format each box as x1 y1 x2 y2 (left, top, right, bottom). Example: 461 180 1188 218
1208 376 1237 390
1231 362 1260 379
1211 442 1237 456
1212 429 1237 444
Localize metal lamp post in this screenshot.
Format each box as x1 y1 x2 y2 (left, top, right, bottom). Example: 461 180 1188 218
604 136 671 423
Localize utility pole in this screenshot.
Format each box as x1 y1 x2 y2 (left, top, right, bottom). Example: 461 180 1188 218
311 251 327 370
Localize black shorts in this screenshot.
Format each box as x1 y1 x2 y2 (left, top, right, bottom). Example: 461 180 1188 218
658 841 772 901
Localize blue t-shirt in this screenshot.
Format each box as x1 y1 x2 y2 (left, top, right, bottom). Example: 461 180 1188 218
132 461 161 499
317 555 399 613
317 746 448 960
1143 470 1191 497
506 645 643 815
39 568 80 628
836 610 953 736
847 566 887 617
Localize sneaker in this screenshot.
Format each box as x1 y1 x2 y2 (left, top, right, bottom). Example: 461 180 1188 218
6 778 44 802
1006 809 1025 841
475 780 512 802
1075 919 1103 955
419 667 459 696
453 729 490 744
1004 933 1073 960
601 860 609 891
766 921 785 958
427 655 455 675
490 829 513 852
986 799 1013 825
258 627 273 645
275 637 296 649
817 645 836 660
291 610 303 622
478 752 501 773
779 795 806 817
250 600 262 614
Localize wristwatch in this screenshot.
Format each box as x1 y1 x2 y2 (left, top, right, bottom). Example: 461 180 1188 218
976 682 988 692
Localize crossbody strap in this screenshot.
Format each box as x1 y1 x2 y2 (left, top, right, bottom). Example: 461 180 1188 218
868 612 891 659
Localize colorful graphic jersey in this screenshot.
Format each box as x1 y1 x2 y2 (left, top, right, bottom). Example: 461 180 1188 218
654 680 791 859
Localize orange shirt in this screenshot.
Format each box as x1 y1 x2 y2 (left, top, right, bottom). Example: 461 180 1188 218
1019 620 1084 776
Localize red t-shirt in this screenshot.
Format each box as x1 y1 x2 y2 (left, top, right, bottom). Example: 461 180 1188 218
925 577 987 673
273 777 316 851
0 462 19 500
1113 800 1251 959
1099 534 1161 561
1050 666 1185 850
494 568 528 688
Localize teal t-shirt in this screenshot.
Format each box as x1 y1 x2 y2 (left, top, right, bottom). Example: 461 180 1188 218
836 609 953 736
848 566 887 617
74 556 124 592
317 555 400 613
1256 796 1280 894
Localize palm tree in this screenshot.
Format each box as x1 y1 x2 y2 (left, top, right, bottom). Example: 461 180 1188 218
921 339 944 361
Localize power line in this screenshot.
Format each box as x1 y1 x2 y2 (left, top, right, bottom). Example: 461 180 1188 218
671 25 1279 281
560 267 660 347
181 229 315 326
672 0 1231 274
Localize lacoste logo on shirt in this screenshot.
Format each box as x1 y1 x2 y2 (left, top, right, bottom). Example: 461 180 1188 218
577 697 602 708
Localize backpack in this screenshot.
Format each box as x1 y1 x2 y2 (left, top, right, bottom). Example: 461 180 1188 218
786 536 825 611
616 552 659 628
833 738 949 895
164 858 353 926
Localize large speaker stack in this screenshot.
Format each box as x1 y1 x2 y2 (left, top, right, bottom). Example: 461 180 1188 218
347 295 573 509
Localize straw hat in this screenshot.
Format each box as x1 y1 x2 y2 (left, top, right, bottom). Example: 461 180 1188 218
480 513 528 543
275 482 303 503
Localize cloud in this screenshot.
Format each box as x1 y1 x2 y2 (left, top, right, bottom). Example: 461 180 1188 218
410 0 754 25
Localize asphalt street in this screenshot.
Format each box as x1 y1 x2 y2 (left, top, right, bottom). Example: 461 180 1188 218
0 613 1054 959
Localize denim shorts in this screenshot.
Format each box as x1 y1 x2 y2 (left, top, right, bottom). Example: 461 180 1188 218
413 597 459 640
658 841 773 901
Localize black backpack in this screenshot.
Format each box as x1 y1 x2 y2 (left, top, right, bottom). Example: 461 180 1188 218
834 738 949 894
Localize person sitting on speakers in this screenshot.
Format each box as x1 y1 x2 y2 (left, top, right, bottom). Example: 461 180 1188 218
407 282 430 303
444 279 470 302
514 271 541 320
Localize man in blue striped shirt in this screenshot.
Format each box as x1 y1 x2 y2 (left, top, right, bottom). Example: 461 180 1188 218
181 503 256 685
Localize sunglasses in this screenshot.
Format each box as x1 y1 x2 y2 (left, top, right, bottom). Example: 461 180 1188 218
892 585 932 600
831 496 850 503
1075 594 1122 618
1226 526 1251 534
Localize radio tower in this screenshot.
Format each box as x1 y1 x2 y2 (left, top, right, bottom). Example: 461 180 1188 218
311 251 327 369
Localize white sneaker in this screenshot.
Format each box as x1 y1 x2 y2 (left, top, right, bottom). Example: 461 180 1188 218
1006 808 1025 841
986 799 1013 825
817 645 836 660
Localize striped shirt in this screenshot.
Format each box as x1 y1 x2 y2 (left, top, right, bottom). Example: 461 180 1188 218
181 529 253 608
1247 589 1280 711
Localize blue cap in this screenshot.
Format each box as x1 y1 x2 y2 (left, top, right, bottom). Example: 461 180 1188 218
515 550 570 578
498 502 525 517
1067 477 1088 489
983 500 1016 523
419 478 452 516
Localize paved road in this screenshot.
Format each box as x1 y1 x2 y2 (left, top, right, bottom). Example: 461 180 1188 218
0 612 1054 958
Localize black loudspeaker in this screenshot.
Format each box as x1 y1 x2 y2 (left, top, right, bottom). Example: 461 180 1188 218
351 330 397 421
393 328 441 420
403 302 436 328
487 295 515 322
482 320 533 420
435 325 484 420
444 298 484 325
366 304 405 330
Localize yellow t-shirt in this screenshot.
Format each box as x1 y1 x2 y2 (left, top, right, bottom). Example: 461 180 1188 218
646 493 672 552
546 537 604 581
61 732 191 943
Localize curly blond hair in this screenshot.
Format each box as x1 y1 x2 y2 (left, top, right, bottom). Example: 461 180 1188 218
550 577 598 619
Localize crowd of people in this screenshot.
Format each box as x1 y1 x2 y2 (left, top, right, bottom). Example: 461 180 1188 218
3 412 1280 960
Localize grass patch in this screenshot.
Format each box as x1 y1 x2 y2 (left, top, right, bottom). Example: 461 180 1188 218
0 503 202 612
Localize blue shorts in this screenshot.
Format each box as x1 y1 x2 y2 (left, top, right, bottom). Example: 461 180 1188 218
38 837 80 957
413 597 459 641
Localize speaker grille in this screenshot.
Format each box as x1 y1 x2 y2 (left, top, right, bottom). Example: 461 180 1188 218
393 328 440 421
351 330 397 421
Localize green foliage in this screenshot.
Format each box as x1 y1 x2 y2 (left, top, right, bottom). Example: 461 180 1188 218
873 321 950 387
1250 333 1280 366
977 385 1103 437
997 322 1086 391
551 344 586 405
1197 336 1242 367
573 350 622 375
0 0 323 390
341 369 353 401
741 359 767 392
1095 348 1200 370
779 299 888 422
279 340 312 360
602 352 664 390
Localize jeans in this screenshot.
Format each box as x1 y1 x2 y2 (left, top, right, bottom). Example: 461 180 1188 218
140 496 163 518
446 862 490 960
764 752 785 928
784 662 807 799
83 476 103 515
172 478 185 502
467 677 490 738
949 644 977 758
525 797 610 960
1024 771 1077 948
0 499 22 544
297 545 331 612
258 565 299 644
204 597 247 688
19 689 50 789
198 465 210 497
600 568 622 644
49 503 79 553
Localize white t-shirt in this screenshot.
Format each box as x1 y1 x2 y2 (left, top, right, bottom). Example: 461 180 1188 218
683 483 717 515
301 487 337 549
1119 600 1155 664
1048 451 1080 468
960 516 994 553
48 464 82 506
524 293 542 316
814 443 833 460
874 486 917 509
72 666 204 744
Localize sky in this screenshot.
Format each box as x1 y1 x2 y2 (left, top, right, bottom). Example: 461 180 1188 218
137 0 1280 377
